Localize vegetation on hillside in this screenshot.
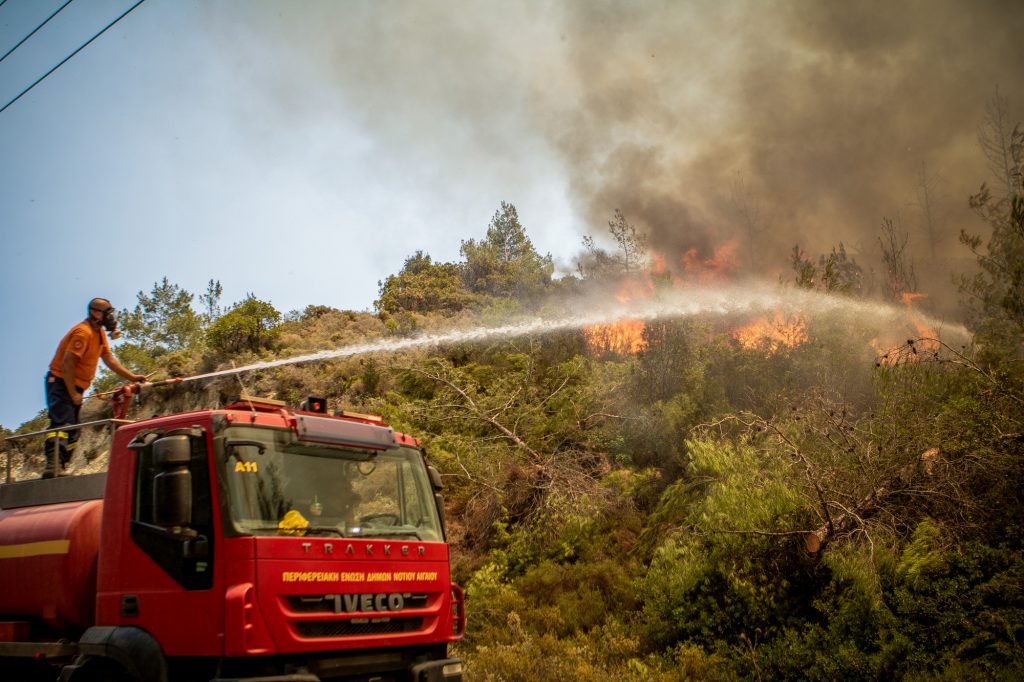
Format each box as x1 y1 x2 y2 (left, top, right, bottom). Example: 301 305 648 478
8 122 1023 680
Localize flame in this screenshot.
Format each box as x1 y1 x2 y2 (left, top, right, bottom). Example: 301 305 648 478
582 238 744 356
583 319 647 355
614 276 656 303
732 313 809 352
679 238 740 284
903 294 936 334
625 238 743 293
584 273 653 355
582 236 817 357
651 253 668 276
901 293 939 348
579 232 949 362
872 292 940 364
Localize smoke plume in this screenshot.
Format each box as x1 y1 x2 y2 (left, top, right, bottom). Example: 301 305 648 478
227 0 1024 316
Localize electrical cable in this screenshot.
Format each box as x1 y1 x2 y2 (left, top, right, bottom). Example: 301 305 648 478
0 0 146 116
0 0 75 65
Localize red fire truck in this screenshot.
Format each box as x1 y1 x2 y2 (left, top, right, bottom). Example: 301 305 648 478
0 396 465 681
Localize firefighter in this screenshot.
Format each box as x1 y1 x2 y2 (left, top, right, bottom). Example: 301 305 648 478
43 298 147 478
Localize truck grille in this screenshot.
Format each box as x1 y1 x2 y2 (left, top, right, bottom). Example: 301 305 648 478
287 593 430 613
284 593 435 639
296 618 424 638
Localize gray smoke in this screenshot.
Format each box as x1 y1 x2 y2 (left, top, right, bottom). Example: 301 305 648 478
223 0 1024 316
549 1 1024 288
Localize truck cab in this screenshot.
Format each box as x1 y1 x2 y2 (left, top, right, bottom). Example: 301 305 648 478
0 397 465 682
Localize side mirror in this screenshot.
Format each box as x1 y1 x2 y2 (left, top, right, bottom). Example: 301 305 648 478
427 465 443 492
153 435 192 530
427 465 447 538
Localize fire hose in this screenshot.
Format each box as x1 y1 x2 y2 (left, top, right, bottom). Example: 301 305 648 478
94 376 184 420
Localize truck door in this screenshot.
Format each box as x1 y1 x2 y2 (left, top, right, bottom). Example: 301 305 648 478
96 426 223 657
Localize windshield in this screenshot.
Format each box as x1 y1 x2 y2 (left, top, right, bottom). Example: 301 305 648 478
219 425 442 542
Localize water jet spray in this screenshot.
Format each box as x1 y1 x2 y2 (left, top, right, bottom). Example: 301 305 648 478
97 284 972 410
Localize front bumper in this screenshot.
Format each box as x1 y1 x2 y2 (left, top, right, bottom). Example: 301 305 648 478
209 671 317 675
210 657 461 682
410 658 463 682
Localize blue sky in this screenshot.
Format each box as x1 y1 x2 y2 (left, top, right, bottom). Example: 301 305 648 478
1 0 1021 430
0 0 581 429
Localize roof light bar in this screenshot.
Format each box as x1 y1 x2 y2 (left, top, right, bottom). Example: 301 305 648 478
294 413 396 451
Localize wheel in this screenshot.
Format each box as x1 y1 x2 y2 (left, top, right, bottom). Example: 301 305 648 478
67 658 131 682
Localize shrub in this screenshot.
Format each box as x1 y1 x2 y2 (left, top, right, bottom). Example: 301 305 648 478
206 295 281 354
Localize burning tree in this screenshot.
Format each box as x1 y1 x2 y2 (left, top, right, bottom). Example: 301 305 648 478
579 209 649 280
879 216 918 301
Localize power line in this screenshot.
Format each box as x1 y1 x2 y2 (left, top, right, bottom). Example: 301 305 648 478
0 0 75 65
0 0 147 116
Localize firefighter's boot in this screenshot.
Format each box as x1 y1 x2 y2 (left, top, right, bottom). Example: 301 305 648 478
42 431 69 478
42 451 60 479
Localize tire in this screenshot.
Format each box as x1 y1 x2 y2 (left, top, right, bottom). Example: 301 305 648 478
74 660 131 682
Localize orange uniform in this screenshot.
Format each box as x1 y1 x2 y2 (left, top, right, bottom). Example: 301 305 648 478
48 321 110 390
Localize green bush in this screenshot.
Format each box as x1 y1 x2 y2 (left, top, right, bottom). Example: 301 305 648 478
464 613 730 682
885 539 1024 678
514 559 638 638
206 295 281 354
750 533 1024 681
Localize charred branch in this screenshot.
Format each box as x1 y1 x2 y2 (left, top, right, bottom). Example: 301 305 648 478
803 447 941 554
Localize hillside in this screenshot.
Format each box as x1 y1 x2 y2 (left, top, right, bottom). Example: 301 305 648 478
5 179 1024 681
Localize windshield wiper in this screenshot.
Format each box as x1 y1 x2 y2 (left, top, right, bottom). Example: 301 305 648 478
305 525 349 537
351 527 423 540
242 525 348 537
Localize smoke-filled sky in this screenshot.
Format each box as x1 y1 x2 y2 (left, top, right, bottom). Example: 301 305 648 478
0 0 1021 428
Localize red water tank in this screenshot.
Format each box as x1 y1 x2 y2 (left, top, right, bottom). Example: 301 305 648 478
0 499 102 632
